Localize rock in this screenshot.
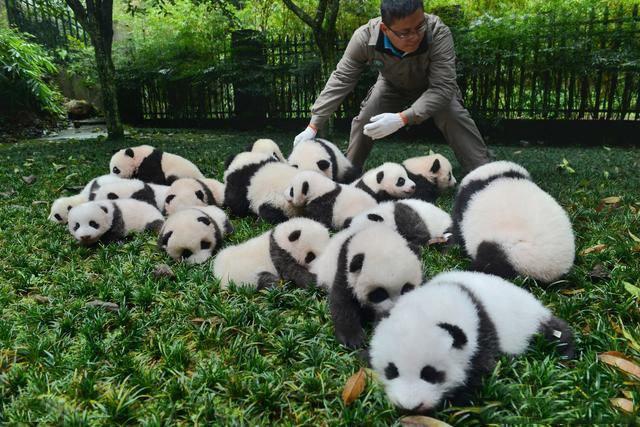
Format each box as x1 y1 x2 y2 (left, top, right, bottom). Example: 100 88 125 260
86 300 119 312
64 99 95 120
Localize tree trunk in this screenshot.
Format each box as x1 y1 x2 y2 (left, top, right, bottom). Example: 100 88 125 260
92 35 123 139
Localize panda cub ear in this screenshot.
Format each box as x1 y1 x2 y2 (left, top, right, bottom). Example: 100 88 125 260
125 148 135 157
376 171 384 184
430 158 441 173
159 230 173 247
349 253 365 273
107 193 119 200
317 160 331 171
367 213 384 222
288 230 301 242
437 322 467 349
100 206 109 213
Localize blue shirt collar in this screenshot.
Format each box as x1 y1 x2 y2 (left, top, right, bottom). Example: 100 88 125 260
383 34 405 58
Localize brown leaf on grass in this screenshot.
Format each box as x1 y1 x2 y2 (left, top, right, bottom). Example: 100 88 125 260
602 196 622 204
427 236 449 246
191 318 206 325
560 288 585 296
342 368 367 405
598 351 640 380
22 175 36 185
400 416 453 427
30 295 50 304
153 264 175 279
86 300 119 312
622 390 633 399
588 264 610 281
610 398 634 413
580 244 607 256
31 200 48 206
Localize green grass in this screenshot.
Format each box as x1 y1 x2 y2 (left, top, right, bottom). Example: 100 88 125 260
0 128 639 425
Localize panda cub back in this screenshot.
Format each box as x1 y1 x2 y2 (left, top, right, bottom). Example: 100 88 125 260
223 152 279 217
369 271 574 413
288 138 360 183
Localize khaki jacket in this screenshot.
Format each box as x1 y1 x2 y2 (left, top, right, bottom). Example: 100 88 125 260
310 14 458 128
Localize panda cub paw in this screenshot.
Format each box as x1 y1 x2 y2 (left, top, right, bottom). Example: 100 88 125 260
335 324 366 350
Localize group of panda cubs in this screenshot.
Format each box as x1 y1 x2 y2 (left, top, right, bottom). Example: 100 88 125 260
49 138 577 414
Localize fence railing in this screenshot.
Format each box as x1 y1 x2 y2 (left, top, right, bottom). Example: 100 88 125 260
5 0 88 49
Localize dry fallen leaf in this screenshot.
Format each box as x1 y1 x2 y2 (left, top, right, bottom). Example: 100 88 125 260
588 264 610 281
610 398 634 413
30 295 50 304
342 368 367 405
602 196 622 204
629 231 640 244
400 416 453 427
580 244 607 256
622 390 634 399
86 300 120 312
427 236 449 246
22 175 36 185
153 263 175 279
598 351 640 380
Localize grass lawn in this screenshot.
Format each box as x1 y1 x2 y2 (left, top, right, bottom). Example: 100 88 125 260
0 128 639 425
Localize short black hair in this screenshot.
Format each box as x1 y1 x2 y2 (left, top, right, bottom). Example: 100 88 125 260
381 0 424 26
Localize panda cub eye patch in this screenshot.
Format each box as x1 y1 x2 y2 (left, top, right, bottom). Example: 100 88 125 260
289 187 294 198
367 287 389 303
385 362 399 380
54 214 62 221
200 240 211 250
112 167 120 174
89 221 99 229
195 190 205 201
304 251 316 263
73 223 80 231
420 365 445 384
396 177 405 187
165 195 175 204
401 283 415 294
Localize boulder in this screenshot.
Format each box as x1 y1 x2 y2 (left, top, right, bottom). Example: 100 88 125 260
64 99 95 120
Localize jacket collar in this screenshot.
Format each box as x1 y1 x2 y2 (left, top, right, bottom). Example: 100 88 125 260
369 14 432 58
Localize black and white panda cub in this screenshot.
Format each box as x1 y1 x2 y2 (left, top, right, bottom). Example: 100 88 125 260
223 138 286 170
67 199 164 246
212 218 330 289
223 151 300 223
351 162 416 202
323 224 423 349
451 161 575 283
110 145 204 185
285 171 377 230
346 199 452 247
91 179 170 211
49 175 124 224
402 154 457 203
288 138 361 183
158 206 233 264
369 271 575 413
163 177 225 215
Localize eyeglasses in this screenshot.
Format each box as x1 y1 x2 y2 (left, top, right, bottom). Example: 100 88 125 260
387 19 427 40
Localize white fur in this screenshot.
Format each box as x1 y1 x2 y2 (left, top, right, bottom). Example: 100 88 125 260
403 154 456 189
91 179 169 210
213 218 329 288
461 177 575 282
353 162 415 199
49 175 124 224
370 271 553 411
252 139 285 162
223 152 273 182
288 138 356 182
285 171 377 229
459 161 530 188
163 178 225 215
67 199 163 245
247 162 300 218
159 206 231 264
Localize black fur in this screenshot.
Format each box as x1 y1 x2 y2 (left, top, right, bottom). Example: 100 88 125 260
314 138 339 181
438 323 468 349
303 185 341 229
224 220 234 235
404 169 438 203
341 165 362 184
257 271 280 290
394 202 431 247
131 184 158 208
258 203 288 224
144 219 164 233
195 179 216 205
313 138 361 183
269 232 317 288
450 169 529 248
329 237 368 349
100 202 126 243
166 175 179 185
195 208 224 253
136 148 167 185
87 179 101 201
537 315 576 359
224 158 277 217
445 284 500 406
355 179 393 202
471 240 518 280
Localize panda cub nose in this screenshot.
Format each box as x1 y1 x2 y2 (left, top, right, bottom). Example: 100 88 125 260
80 235 92 241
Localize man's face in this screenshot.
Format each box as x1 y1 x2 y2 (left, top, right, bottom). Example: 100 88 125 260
381 8 426 54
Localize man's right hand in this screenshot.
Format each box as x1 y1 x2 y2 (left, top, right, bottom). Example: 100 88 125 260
293 125 317 147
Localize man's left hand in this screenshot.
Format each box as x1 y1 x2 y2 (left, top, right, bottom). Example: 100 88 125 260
363 113 407 139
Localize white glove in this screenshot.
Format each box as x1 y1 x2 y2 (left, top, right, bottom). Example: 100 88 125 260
363 113 406 139
293 126 317 146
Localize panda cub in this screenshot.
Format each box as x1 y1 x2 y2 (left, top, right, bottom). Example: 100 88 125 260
347 199 452 247
212 218 330 289
163 177 225 215
224 151 300 223
285 171 377 230
324 224 423 349
351 162 416 202
369 271 575 413
49 174 124 224
110 145 204 185
158 206 233 264
451 161 575 283
91 179 170 211
250 138 286 162
67 199 164 246
402 154 457 202
288 138 361 183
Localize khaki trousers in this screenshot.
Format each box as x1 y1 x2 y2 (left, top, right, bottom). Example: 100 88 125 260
346 78 490 172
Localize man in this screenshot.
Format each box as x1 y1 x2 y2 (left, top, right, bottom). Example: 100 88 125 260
293 0 490 173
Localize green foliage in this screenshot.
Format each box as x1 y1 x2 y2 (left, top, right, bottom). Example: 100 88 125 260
55 37 99 90
0 129 639 424
0 27 64 117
